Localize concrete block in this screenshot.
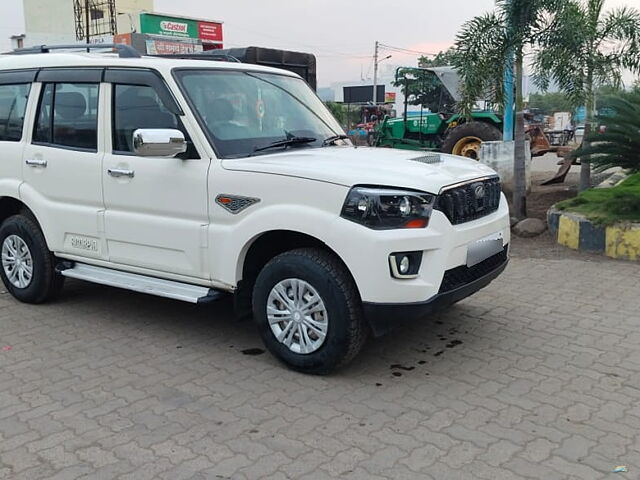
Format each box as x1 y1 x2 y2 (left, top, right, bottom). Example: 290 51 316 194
479 141 531 194
578 220 605 251
558 215 580 250
606 225 640 260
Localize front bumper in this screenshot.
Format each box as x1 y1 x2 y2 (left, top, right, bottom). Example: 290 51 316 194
362 246 509 336
328 193 511 305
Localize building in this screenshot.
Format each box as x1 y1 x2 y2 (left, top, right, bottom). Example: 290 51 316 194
0 3 26 52
0 0 153 50
114 12 224 55
1 0 222 55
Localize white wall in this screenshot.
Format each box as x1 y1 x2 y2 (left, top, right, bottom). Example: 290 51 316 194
0 1 26 53
22 0 76 47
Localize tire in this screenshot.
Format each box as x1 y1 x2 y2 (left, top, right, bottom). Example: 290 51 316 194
441 121 502 159
0 214 64 303
252 248 367 374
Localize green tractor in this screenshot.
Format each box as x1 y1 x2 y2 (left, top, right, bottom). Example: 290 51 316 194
375 66 503 159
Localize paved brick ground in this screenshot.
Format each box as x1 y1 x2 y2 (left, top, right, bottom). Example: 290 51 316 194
1 241 639 479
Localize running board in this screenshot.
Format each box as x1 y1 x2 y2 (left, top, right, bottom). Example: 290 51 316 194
58 263 225 304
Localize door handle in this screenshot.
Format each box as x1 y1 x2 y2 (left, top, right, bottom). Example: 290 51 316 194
25 159 47 167
107 168 135 178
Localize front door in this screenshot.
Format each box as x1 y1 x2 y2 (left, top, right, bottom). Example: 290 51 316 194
102 82 211 280
21 80 105 259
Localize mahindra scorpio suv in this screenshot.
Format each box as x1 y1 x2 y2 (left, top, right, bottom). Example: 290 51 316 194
0 44 510 373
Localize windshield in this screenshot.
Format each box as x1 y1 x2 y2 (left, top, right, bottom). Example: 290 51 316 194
176 70 346 158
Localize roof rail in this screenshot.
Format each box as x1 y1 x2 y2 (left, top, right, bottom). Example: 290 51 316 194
154 53 242 63
11 43 141 59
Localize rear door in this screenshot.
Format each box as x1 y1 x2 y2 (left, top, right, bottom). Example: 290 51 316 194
20 69 106 259
101 69 211 280
0 71 35 196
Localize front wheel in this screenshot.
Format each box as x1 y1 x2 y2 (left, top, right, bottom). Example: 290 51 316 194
252 248 367 374
441 121 502 159
0 214 64 303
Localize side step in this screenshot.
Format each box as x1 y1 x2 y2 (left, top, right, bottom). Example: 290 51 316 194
58 263 226 304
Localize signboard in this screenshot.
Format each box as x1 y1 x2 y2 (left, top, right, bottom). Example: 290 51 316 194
145 38 203 55
198 22 223 42
89 35 114 44
139 13 223 43
114 33 132 45
384 92 396 103
343 85 385 104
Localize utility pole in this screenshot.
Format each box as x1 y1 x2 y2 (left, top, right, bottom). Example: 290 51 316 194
372 40 379 105
503 53 514 142
85 0 90 45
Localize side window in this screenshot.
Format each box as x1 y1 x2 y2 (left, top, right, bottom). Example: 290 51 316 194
113 84 197 158
0 84 31 142
33 83 99 150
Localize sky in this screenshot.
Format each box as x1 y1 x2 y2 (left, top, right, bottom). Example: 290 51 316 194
155 0 640 87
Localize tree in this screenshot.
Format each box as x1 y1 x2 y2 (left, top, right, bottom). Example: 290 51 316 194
324 101 360 130
453 0 560 219
576 92 640 173
528 92 573 115
533 0 640 191
418 48 459 68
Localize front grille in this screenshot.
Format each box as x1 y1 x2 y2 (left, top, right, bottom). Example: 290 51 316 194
438 246 508 294
435 176 501 225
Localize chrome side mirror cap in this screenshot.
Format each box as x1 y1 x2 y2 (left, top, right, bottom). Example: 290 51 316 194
132 129 187 157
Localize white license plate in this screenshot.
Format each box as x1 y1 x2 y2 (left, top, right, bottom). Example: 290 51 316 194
466 232 504 267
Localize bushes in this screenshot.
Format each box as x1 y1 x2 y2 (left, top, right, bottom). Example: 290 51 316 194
556 173 640 225
575 92 640 173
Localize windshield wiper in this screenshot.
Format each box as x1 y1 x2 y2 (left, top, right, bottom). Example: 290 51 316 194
253 136 317 153
322 134 350 146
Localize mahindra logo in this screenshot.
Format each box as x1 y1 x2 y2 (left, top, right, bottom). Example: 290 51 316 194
474 184 485 199
161 21 188 33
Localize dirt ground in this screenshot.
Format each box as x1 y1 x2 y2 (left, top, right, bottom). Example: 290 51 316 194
508 169 612 262
523 171 578 222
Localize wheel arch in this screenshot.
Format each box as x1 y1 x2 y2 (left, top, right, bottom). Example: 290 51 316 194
238 229 355 284
0 197 38 226
232 229 360 319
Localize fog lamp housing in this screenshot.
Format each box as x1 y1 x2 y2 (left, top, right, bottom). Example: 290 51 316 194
389 251 423 279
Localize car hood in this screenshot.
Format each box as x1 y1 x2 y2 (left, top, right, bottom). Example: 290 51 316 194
221 146 499 193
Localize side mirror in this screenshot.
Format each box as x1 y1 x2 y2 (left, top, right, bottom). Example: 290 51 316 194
132 129 187 157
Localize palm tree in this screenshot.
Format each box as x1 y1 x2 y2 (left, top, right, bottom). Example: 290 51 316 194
575 92 640 173
454 0 559 219
533 0 640 191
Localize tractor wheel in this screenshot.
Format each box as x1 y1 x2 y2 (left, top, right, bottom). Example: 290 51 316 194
441 122 502 160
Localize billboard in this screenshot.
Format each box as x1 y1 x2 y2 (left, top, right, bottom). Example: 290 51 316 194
139 13 223 44
343 85 385 104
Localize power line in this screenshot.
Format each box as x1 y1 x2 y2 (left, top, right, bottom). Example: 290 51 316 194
224 21 372 59
378 43 438 57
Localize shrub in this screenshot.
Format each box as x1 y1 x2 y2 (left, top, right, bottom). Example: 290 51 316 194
556 173 640 225
575 92 640 173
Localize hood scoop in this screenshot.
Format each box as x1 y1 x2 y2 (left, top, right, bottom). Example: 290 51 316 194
409 153 443 165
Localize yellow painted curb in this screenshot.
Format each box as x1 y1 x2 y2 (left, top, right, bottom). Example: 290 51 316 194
558 215 580 250
606 225 640 260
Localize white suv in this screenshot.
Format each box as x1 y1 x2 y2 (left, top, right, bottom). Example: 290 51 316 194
0 44 510 373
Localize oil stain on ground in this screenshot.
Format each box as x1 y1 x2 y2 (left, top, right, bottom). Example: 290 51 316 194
390 364 415 371
241 348 265 356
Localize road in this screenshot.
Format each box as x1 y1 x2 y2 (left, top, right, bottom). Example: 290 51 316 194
1 238 639 479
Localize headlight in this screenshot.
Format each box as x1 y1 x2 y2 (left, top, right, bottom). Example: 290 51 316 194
341 186 435 229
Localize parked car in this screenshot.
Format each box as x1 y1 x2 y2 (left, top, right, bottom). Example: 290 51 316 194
0 44 510 373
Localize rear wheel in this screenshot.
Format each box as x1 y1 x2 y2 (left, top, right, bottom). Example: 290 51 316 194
0 214 64 303
252 248 367 374
442 121 502 159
